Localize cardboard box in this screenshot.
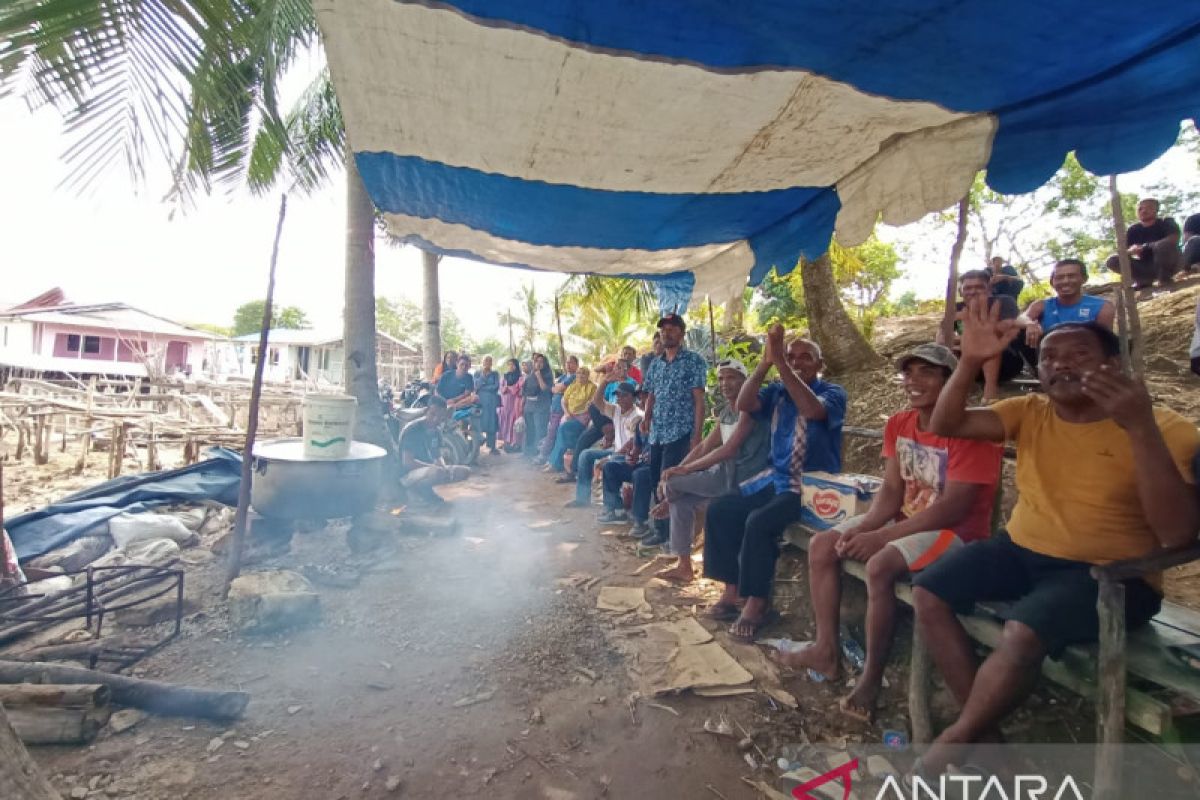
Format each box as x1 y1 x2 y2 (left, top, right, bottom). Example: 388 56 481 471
800 471 882 531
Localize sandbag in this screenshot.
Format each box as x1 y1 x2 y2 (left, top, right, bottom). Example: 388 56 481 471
107 514 199 549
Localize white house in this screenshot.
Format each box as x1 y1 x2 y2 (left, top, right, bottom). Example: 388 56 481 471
0 290 215 380
230 329 420 387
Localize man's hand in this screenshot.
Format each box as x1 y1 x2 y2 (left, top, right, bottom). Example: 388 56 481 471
639 416 650 435
836 529 888 562
1025 321 1043 348
661 465 689 481
990 274 1007 286
766 323 786 365
958 296 1019 362
1081 365 1156 431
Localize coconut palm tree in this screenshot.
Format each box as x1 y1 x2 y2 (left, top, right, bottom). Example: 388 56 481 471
558 275 656 360
0 0 405 449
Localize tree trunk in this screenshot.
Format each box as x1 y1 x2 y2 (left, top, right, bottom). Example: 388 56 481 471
799 254 880 374
344 157 391 452
422 251 442 379
940 195 971 346
723 288 746 333
0 703 60 799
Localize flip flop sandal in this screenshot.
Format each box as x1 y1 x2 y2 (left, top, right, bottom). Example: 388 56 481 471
728 609 780 643
704 602 742 622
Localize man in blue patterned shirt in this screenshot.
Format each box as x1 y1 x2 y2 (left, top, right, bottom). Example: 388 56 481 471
638 313 709 546
704 324 847 641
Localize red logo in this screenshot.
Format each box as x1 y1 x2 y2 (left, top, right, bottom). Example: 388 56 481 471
812 489 842 518
792 758 858 800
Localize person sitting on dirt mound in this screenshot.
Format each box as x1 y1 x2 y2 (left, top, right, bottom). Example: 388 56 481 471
397 396 470 508
1184 213 1200 274
650 357 770 583
775 343 1003 724
911 302 1199 777
939 269 1031 403
703 324 846 642
1021 258 1114 363
1106 197 1182 289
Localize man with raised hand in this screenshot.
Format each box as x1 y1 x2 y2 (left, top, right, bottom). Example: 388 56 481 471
703 324 846 642
912 298 1199 775
777 343 1002 724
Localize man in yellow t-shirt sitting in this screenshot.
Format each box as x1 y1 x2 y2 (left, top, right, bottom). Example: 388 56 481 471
913 298 1200 776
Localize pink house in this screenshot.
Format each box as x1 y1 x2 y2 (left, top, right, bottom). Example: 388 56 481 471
0 289 214 379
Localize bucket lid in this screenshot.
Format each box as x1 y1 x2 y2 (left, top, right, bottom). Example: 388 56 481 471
303 393 357 405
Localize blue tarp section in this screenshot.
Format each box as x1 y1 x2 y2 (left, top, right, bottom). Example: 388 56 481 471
7 448 242 562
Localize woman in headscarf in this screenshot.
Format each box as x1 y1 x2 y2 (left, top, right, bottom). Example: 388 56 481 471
474 355 501 455
521 353 554 459
432 350 458 381
498 357 523 450
545 366 593 472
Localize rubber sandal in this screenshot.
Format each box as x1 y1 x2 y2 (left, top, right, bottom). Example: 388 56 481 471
728 609 780 643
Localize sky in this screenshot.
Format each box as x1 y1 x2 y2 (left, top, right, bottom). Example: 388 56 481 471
1 96 1196 341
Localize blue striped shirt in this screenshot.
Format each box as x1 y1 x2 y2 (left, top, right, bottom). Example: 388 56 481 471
738 379 846 496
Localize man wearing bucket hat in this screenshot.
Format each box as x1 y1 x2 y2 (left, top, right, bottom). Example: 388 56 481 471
776 343 1003 725
650 357 770 583
703 324 846 643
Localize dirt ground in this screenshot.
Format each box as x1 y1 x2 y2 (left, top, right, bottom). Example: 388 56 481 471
8 451 1108 800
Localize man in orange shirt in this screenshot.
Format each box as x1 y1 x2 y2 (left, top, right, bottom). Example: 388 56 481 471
778 344 1002 723
914 300 1199 775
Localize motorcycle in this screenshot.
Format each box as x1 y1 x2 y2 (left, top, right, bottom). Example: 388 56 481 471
400 379 433 409
384 404 475 467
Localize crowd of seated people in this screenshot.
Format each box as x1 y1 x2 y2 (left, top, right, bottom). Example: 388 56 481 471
391 242 1199 772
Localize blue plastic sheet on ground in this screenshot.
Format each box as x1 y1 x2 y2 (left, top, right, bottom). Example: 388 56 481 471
7 448 242 562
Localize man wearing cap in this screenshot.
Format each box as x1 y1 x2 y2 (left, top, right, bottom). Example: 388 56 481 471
569 373 643 509
639 312 709 545
650 357 770 583
913 301 1199 775
777 343 1003 724
704 324 847 641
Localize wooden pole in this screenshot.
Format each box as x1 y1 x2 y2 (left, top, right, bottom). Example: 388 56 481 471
0 704 61 798
1093 577 1127 800
1107 175 1145 379
908 626 934 744
940 194 971 347
707 298 718 362
553 293 567 368
225 194 288 593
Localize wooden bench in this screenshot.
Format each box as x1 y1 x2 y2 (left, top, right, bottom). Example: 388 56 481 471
782 524 1200 738
782 524 1200 797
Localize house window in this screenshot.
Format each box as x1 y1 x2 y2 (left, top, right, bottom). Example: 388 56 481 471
83 335 101 354
250 346 258 365
66 334 81 353
270 348 280 366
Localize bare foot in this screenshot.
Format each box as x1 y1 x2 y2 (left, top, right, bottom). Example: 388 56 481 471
840 678 880 723
655 562 694 583
773 641 840 679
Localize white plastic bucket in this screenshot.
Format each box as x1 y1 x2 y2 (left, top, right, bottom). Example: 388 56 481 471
302 394 357 459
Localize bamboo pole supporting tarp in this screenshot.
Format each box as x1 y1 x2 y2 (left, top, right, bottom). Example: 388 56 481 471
1107 175 1145 379
225 194 288 593
940 194 971 347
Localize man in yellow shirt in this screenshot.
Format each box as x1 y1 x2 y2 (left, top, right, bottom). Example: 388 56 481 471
914 299 1199 775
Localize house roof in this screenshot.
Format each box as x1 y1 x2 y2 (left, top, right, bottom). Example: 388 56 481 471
0 302 216 340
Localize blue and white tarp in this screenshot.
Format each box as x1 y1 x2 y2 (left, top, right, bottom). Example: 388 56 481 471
316 1 1200 305
7 449 241 562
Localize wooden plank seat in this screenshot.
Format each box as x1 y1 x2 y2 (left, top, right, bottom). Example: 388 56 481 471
783 523 1200 739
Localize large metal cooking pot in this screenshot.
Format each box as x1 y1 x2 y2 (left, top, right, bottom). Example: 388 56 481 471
251 438 387 520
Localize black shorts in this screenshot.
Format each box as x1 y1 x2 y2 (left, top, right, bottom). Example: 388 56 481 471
912 534 1161 658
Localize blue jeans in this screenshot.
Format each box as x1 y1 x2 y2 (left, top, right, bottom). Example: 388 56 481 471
549 418 586 471
574 447 612 504
602 460 653 523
